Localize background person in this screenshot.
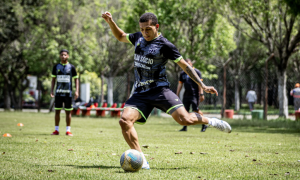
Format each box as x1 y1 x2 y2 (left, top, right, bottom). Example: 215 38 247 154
176 59 207 132
290 83 300 111
102 11 231 170
50 49 79 136
246 88 257 111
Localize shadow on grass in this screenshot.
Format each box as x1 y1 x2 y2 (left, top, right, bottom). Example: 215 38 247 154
56 164 188 171
63 164 120 169
24 134 53 136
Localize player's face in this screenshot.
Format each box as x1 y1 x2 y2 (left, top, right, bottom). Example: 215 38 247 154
139 20 159 41
60 52 69 62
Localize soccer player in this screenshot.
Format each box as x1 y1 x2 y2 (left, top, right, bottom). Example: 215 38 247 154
50 49 79 136
176 59 208 132
102 12 231 170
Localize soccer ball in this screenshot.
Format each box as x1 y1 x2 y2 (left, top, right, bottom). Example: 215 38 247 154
120 149 143 172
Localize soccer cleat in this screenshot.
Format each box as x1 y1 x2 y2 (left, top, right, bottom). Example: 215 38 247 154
201 125 208 132
51 130 59 135
66 131 73 136
209 118 231 133
142 161 150 170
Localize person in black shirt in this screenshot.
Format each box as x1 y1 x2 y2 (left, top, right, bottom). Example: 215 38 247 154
102 11 231 170
50 49 79 136
177 59 208 132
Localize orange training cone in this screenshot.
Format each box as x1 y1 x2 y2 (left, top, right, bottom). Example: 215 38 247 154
3 133 12 137
17 123 24 127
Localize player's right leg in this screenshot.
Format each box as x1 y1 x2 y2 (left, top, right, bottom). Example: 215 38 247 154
52 96 63 135
119 107 150 169
51 110 61 135
119 108 142 151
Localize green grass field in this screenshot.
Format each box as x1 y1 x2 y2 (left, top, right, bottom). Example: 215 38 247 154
1 112 300 179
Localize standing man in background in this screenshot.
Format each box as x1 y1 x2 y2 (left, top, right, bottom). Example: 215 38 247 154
177 59 208 132
50 49 79 136
246 88 257 111
290 83 300 111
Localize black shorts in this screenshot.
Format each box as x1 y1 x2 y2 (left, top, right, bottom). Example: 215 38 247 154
55 96 73 111
124 87 183 124
183 96 199 112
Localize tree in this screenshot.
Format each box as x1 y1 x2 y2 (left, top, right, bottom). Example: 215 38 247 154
223 0 300 117
0 0 46 110
229 30 266 111
89 0 134 105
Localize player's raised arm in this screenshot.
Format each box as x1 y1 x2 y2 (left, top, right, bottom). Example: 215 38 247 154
102 11 129 43
177 59 218 96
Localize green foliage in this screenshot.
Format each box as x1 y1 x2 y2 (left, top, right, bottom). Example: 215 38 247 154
127 0 235 74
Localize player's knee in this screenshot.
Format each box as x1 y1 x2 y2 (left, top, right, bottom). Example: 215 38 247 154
119 116 134 129
178 114 194 126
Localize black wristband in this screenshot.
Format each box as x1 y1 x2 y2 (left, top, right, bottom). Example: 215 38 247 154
200 94 204 96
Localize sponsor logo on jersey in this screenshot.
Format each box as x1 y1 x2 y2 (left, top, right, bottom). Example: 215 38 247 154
56 89 70 93
57 75 70 83
136 79 154 87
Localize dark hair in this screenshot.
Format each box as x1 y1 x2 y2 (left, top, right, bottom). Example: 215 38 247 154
139 13 158 26
60 49 69 54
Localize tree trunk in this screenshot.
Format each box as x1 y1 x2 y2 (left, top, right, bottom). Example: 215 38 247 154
257 82 262 105
100 74 104 103
37 76 41 112
107 76 114 105
17 88 23 110
234 77 240 111
277 69 288 117
264 54 274 120
264 59 269 120
4 82 11 110
221 67 227 118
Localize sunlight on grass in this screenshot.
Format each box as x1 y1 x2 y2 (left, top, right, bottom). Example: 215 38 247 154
0 112 300 179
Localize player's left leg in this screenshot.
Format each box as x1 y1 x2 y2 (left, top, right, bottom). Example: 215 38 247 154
52 96 63 135
157 89 231 133
65 111 73 136
171 107 231 133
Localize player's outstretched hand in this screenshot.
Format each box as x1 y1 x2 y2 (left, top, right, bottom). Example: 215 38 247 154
102 11 113 23
50 92 54 98
203 86 218 96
